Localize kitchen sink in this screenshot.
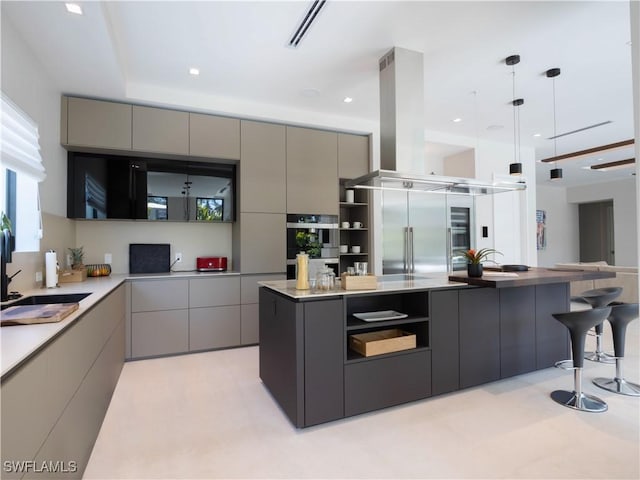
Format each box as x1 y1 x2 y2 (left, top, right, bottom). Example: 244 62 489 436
1 292 91 310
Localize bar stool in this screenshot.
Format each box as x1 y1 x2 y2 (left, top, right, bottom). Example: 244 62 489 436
580 287 622 363
593 303 640 396
551 306 612 412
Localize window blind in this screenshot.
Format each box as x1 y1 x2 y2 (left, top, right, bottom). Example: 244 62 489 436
1 92 46 182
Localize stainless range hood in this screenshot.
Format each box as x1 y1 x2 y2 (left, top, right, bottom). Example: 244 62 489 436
347 47 525 195
345 169 526 196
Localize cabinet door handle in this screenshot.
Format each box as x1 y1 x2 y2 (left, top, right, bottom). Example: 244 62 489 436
404 227 409 272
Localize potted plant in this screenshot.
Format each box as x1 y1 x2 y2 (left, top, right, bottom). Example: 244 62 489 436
460 248 502 277
68 246 85 270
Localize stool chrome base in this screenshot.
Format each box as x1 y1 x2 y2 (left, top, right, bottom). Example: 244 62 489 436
593 377 640 396
550 390 608 412
584 350 616 364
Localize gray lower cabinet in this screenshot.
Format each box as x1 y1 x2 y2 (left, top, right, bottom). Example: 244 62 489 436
131 279 188 312
1 285 125 479
259 288 303 425
344 351 431 417
303 299 344 426
459 288 500 389
128 276 244 359
131 310 189 357
240 274 285 345
130 279 189 359
430 289 460 396
535 283 570 369
190 306 241 351
259 289 344 427
499 287 536 378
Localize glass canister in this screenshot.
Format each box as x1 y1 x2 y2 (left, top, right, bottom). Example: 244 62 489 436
315 266 336 291
295 252 310 290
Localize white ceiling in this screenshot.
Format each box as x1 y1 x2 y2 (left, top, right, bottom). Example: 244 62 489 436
2 1 636 188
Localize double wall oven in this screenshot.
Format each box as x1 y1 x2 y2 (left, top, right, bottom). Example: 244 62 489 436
286 214 339 280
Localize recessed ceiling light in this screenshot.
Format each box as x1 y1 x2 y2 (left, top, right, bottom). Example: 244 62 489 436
343 97 353 103
486 125 503 131
452 118 462 123
533 133 542 137
65 3 83 15
189 68 200 76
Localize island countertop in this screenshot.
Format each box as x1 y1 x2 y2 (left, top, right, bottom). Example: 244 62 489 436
259 273 469 300
448 266 615 288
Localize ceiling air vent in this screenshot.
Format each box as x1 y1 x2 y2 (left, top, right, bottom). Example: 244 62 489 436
547 120 612 140
288 0 327 48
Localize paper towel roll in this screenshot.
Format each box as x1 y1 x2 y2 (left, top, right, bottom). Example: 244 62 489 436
46 250 58 288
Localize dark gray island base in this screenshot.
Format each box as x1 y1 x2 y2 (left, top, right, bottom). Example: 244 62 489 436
259 269 615 428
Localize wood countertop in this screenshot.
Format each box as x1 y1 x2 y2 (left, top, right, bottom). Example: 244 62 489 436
448 267 615 288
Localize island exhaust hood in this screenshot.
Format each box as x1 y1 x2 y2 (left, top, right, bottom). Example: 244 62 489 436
345 47 525 196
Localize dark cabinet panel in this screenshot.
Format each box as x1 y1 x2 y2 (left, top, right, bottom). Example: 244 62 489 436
345 351 431 417
535 283 570 369
499 287 536 378
459 288 500 389
304 299 344 426
430 290 460 395
258 288 304 427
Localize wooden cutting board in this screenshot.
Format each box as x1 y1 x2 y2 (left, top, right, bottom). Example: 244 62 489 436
1 303 79 326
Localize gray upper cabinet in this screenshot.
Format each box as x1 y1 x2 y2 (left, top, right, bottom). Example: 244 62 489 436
132 105 189 155
240 212 286 273
189 113 240 160
286 126 338 215
338 133 369 179
63 96 132 150
240 121 286 213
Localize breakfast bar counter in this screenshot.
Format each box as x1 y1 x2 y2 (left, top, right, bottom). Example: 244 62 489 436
258 268 616 428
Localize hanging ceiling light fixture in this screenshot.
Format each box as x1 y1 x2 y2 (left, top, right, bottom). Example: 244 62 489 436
506 54 523 176
546 67 563 180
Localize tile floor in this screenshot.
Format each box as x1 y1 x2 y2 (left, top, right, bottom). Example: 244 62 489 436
84 321 639 479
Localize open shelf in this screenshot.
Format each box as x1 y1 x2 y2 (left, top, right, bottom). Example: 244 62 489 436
346 345 430 364
339 202 368 208
346 314 428 331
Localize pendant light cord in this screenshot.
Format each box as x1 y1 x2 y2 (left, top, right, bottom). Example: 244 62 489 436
552 76 558 161
512 65 517 164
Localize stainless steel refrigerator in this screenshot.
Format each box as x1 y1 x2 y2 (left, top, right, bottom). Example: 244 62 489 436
382 190 474 274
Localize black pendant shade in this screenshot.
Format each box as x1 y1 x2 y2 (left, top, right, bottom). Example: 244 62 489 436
550 167 563 180
509 162 523 175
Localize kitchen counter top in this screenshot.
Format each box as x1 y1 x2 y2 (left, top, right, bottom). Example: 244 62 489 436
1 275 127 379
448 267 616 288
127 270 240 280
1 269 240 379
260 274 469 300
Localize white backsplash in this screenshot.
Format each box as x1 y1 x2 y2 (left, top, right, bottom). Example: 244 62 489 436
75 221 233 274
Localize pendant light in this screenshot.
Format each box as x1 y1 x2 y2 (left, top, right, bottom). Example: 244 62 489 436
546 67 562 180
506 55 523 176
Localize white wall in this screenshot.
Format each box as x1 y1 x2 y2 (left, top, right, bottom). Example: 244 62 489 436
443 149 475 178
566 178 637 267
536 185 579 267
1 14 75 291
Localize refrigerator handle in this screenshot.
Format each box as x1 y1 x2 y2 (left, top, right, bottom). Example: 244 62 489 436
409 226 415 273
446 227 452 273
403 227 408 273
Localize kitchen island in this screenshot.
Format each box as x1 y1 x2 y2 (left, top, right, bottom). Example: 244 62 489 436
259 268 615 428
